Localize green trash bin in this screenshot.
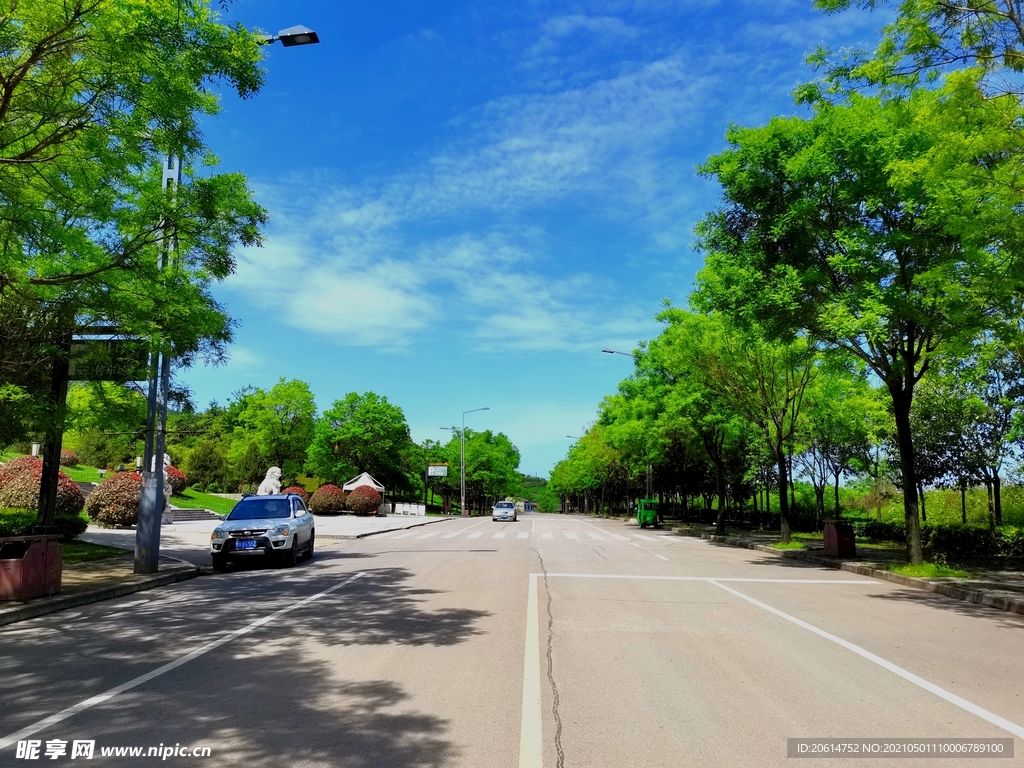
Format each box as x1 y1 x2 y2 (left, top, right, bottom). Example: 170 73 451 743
637 499 658 528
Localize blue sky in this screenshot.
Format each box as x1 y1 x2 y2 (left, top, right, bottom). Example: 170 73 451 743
184 0 882 477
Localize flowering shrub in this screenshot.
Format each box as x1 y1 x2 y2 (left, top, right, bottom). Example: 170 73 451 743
60 449 80 467
0 456 43 489
166 464 187 495
0 465 85 516
309 484 346 515
85 472 142 527
282 486 310 504
346 485 382 516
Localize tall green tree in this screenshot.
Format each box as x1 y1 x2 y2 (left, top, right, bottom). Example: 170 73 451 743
230 379 316 483
695 89 1024 562
306 392 414 491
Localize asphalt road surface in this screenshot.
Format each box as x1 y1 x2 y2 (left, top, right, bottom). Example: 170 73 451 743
2 514 1023 767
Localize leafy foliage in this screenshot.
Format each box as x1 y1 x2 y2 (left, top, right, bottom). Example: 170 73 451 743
0 459 84 516
59 450 80 467
346 485 382 516
166 464 187 495
282 486 310 504
308 484 346 515
85 472 142 527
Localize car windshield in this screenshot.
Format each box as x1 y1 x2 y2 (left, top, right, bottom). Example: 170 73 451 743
227 498 291 520
496 502 513 508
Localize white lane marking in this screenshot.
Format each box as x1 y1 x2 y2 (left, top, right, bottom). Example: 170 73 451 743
493 532 507 539
564 532 579 540
439 519 488 539
416 531 441 539
586 533 605 540
539 574 874 583
634 534 656 541
629 543 640 548
0 572 367 751
390 532 419 539
467 532 484 539
655 555 670 561
531 516 536 533
707 579 1024 740
610 534 630 541
518 573 542 768
518 532 529 539
542 532 553 539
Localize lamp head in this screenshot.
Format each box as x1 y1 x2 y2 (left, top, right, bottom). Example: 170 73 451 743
277 25 320 46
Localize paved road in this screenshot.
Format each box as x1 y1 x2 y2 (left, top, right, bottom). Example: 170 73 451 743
2 514 1023 767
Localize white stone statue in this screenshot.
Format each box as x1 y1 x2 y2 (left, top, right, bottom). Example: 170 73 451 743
153 453 173 524
257 466 282 496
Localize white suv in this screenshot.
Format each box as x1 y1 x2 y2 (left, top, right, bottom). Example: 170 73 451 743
492 501 517 522
210 494 314 572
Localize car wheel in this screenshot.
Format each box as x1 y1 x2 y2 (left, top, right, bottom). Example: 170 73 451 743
306 531 315 560
282 538 298 567
211 555 227 573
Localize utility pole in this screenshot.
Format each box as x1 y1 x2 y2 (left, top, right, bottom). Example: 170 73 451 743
134 155 179 574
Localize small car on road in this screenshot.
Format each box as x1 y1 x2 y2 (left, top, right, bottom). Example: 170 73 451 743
210 493 314 572
492 500 517 522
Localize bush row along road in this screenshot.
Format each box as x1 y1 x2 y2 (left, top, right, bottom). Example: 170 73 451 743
1 514 1022 767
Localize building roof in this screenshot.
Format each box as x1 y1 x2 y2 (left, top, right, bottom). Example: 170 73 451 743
342 472 385 492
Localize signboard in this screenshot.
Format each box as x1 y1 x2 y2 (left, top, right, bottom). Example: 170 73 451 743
427 463 449 477
69 340 149 382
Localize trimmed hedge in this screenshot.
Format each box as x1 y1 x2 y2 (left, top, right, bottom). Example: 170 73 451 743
853 518 1024 563
309 484 346 515
86 472 142 527
60 449 80 467
346 485 381 516
0 456 43 488
0 463 85 517
0 508 89 540
166 464 187 495
282 486 310 504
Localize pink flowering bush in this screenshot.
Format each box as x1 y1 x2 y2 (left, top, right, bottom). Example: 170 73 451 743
85 472 142 527
346 485 381 516
309 484 346 515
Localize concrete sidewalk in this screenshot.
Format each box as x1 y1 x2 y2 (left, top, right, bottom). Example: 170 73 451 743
674 524 1024 616
0 554 199 627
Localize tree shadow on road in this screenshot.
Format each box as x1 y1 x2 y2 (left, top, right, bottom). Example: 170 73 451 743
0 564 490 765
862 588 1024 631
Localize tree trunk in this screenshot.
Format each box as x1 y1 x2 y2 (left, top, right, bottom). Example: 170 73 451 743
918 482 926 523
960 482 967 525
986 480 995 535
833 470 841 515
890 391 923 565
993 471 1003 527
752 489 760 529
788 446 796 510
714 462 727 535
776 451 791 544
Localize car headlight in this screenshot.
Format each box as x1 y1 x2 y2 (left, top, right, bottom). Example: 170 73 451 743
211 528 226 540
271 524 291 537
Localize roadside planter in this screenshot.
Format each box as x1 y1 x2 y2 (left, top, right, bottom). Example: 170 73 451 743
823 521 856 558
0 535 62 600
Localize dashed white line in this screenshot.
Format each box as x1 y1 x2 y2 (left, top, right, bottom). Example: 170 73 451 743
634 534 656 541
493 532 506 539
586 533 605 540
541 532 553 539
467 532 484 539
655 554 670 561
517 532 529 539
610 534 630 541
416 531 441 539
564 532 579 540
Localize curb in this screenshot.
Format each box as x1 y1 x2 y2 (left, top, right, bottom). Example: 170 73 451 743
678 531 1024 617
0 565 201 628
317 515 457 540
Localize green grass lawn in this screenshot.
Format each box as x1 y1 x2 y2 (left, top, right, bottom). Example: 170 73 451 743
0 451 104 482
60 540 129 564
771 541 806 550
171 488 235 516
888 562 971 579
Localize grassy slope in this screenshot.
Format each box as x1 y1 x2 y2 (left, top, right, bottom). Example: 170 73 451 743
171 488 235 516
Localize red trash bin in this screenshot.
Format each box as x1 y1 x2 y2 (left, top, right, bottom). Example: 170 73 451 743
0 535 63 600
823 521 856 558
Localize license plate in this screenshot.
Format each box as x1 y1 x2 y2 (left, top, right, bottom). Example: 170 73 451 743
236 539 257 550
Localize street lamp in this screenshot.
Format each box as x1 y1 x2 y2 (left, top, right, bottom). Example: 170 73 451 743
456 407 489 517
134 22 321 575
602 348 636 358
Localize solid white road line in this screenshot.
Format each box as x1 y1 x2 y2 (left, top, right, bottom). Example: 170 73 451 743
467 532 484 539
655 555 670 561
542 532 553 539
518 573 542 768
586 533 605 540
0 572 367 751
564 532 579 540
493 532 507 539
707 579 1024 740
540 574 874 584
518 532 529 539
